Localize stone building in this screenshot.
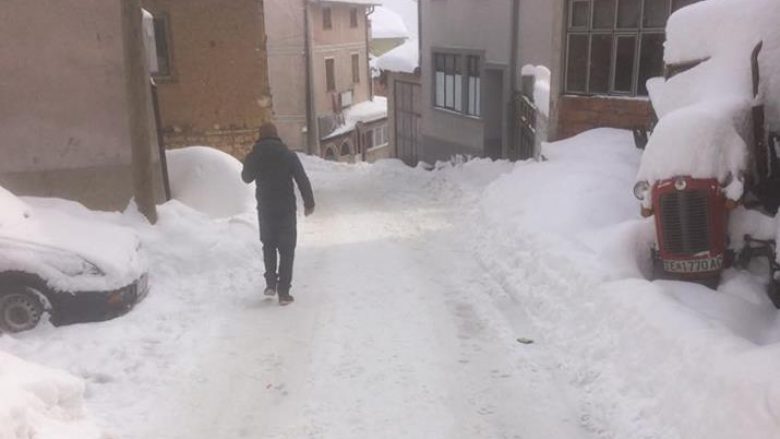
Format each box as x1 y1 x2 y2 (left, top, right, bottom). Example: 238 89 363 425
265 0 389 162
141 0 274 158
0 0 166 214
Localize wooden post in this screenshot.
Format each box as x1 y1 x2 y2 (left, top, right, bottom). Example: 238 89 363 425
120 0 158 223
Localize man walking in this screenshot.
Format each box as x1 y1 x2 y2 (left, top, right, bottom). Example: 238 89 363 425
241 123 315 306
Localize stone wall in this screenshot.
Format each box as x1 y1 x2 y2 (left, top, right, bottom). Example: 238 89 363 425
162 128 259 159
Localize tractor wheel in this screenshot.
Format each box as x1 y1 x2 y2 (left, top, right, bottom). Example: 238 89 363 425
651 250 666 281
0 289 45 333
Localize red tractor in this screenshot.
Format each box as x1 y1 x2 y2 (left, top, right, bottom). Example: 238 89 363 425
635 42 780 306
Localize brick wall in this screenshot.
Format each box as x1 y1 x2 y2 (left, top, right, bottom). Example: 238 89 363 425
556 95 654 140
142 0 272 158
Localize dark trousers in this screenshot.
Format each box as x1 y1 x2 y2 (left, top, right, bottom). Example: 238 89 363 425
259 212 297 296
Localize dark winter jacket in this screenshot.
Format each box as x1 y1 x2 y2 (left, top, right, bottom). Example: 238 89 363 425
241 137 315 218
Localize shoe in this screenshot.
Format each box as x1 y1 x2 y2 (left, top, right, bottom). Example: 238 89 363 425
264 287 277 297
278 295 295 306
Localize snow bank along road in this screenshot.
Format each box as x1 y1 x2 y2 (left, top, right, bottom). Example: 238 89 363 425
3 129 780 438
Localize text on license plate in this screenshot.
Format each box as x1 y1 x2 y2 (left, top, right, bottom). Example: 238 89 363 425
663 255 723 274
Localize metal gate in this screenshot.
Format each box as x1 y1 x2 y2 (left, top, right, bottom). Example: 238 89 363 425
511 93 537 161
394 80 421 166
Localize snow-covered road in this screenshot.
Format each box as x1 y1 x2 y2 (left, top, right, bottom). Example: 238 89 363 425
136 160 585 438
5 130 780 439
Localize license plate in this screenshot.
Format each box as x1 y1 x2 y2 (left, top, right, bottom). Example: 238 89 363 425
663 255 723 274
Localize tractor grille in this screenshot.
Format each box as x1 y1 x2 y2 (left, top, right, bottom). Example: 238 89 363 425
659 190 710 255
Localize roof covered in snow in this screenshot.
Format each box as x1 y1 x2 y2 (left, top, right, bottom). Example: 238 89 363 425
323 97 388 140
371 6 409 40
376 38 418 73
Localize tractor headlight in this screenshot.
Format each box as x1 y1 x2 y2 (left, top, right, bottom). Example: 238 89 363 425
633 180 650 200
674 177 687 191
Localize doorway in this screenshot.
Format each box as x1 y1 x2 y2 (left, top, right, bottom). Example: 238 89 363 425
482 68 505 160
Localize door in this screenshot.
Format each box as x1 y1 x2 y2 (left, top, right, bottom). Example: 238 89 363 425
482 69 505 159
394 80 421 166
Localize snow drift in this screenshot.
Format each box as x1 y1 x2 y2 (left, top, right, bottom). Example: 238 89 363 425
0 351 102 439
166 146 255 219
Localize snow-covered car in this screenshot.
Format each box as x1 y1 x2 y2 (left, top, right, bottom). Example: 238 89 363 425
0 187 149 333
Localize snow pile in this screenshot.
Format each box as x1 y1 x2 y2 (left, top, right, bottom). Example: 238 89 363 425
323 97 388 140
0 198 261 437
370 6 408 40
0 351 102 439
0 188 145 293
636 101 749 186
376 38 418 73
656 0 779 119
166 146 255 219
521 64 551 117
380 0 418 38
640 0 780 187
468 129 780 438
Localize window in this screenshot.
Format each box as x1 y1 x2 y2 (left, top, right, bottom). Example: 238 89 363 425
564 0 702 96
373 125 388 147
351 53 360 84
323 7 332 30
340 141 352 156
466 55 481 116
434 52 481 116
364 131 374 150
152 15 171 77
325 58 335 92
350 8 358 28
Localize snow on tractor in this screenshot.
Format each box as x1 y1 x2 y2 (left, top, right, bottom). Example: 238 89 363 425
633 0 780 306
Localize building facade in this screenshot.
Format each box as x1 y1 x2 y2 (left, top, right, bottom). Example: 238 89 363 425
265 0 388 161
141 0 274 158
413 0 703 164
0 0 165 213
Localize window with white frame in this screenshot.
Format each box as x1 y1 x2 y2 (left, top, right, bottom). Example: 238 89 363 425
434 52 481 116
564 0 702 97
466 55 481 117
373 125 388 148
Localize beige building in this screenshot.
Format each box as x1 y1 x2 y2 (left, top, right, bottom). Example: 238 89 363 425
141 0 274 158
265 0 389 161
0 0 166 214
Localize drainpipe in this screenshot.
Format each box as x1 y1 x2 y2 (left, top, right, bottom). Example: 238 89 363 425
366 5 375 100
304 0 318 155
417 0 422 70
508 0 520 159
121 0 158 223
